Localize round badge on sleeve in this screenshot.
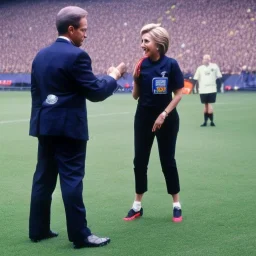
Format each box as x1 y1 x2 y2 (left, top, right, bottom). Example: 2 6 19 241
46 94 58 104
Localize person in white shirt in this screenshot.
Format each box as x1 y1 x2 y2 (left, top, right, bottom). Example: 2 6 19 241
193 55 222 126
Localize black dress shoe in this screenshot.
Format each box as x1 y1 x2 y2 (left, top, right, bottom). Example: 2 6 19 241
200 122 207 127
30 230 58 243
73 234 110 249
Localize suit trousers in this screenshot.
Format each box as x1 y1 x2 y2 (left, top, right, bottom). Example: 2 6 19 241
133 106 180 195
29 136 91 244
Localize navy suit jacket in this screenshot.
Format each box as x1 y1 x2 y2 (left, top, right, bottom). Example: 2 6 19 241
29 38 118 140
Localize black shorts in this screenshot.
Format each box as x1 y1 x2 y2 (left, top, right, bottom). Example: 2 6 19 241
200 93 217 104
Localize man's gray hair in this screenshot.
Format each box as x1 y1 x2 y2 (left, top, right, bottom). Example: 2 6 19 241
56 6 88 35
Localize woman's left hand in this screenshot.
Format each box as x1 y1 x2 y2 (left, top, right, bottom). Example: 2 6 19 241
152 113 166 132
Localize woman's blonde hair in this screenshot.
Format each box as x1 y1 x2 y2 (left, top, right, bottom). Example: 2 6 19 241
133 24 169 81
140 23 169 55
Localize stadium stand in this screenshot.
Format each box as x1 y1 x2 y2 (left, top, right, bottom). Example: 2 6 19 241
0 0 255 81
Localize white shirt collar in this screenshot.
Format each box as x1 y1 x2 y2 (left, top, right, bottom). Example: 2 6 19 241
58 36 71 42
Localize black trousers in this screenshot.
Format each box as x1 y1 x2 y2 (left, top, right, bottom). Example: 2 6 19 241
133 106 180 195
29 136 91 244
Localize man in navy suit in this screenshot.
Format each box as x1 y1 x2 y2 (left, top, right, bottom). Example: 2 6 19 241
28 6 126 249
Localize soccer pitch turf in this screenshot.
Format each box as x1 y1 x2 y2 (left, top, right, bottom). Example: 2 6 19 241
0 92 255 256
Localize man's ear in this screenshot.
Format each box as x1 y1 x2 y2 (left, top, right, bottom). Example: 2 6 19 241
68 25 74 34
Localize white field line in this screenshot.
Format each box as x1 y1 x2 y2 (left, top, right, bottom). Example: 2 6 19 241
0 112 130 125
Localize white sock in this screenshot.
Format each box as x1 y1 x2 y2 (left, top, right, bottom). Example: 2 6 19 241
132 201 142 212
173 202 181 209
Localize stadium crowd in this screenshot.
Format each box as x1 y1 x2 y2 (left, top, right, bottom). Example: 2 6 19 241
0 0 255 75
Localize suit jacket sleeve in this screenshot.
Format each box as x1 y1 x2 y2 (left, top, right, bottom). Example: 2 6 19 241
31 62 41 108
72 51 118 102
29 61 42 136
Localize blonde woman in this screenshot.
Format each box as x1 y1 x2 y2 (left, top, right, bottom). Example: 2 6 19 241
124 24 184 222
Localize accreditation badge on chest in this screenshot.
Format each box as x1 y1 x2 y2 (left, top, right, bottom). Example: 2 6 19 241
152 77 168 94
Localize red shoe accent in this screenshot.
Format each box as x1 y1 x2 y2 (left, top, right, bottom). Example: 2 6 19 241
172 216 183 222
123 212 141 221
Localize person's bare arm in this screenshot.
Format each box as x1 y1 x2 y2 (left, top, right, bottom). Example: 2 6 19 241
132 80 140 100
152 88 183 132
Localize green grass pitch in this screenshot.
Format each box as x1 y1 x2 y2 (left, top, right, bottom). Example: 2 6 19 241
0 92 256 256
